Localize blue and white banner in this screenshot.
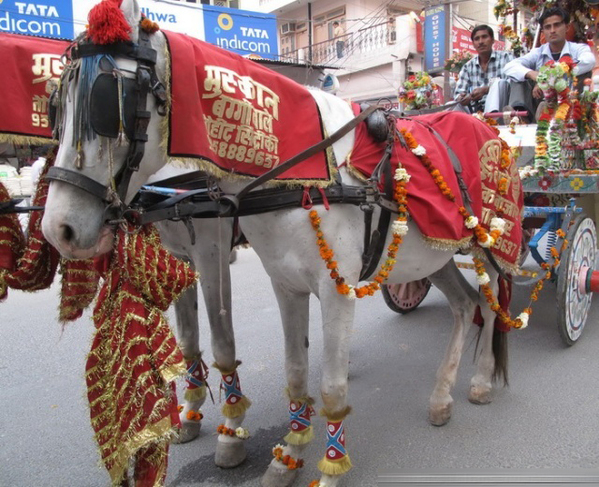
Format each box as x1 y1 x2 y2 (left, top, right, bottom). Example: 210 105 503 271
202 5 277 59
0 0 74 39
424 5 446 74
0 0 278 58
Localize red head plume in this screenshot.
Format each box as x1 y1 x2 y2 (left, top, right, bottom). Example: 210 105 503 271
87 0 132 45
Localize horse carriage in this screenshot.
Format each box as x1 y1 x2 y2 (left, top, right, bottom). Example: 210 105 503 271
382 0 599 348
2 0 599 486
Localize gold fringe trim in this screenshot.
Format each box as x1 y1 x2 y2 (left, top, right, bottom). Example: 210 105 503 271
213 359 241 375
320 406 351 422
0 133 57 146
284 425 314 446
183 353 203 362
317 454 353 476
345 162 369 183
421 234 473 252
184 384 207 403
106 416 174 485
470 247 521 276
284 388 315 405
159 361 186 383
221 395 251 419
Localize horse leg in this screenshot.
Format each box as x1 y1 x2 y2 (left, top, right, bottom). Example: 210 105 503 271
262 287 311 487
427 260 478 426
192 220 249 469
171 280 207 444
469 265 505 405
313 288 355 487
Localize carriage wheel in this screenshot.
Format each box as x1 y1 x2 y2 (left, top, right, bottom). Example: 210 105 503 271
557 215 597 346
382 278 432 314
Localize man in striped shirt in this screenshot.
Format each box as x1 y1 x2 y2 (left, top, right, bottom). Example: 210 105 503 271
454 25 513 113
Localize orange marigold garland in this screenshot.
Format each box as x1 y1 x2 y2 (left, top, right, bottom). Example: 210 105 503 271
272 444 305 470
309 163 409 299
473 228 568 329
216 424 250 439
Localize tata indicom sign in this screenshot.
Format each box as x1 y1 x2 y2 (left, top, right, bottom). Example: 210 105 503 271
0 0 74 39
424 5 446 74
1 0 279 59
202 5 277 59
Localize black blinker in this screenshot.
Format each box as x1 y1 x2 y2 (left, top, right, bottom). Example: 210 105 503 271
90 74 138 140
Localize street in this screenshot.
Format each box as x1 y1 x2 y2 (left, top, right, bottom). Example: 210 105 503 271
2 247 599 487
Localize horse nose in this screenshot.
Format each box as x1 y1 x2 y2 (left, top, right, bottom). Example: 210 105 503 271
60 223 76 243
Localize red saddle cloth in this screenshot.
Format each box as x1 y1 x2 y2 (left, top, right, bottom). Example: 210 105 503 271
348 109 523 271
164 31 334 185
0 32 68 142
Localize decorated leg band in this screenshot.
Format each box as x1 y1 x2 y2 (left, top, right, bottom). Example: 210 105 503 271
284 398 315 446
184 356 209 403
317 408 352 476
217 361 251 418
272 444 304 470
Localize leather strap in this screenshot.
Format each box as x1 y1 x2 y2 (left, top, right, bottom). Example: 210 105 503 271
46 166 113 203
220 105 381 215
132 183 370 225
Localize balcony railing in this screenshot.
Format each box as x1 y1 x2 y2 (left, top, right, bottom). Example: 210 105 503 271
280 21 397 66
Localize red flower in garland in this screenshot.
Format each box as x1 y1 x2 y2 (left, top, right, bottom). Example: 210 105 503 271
559 55 576 71
538 176 553 191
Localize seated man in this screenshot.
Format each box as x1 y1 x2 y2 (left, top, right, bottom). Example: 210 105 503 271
454 25 513 113
500 6 596 120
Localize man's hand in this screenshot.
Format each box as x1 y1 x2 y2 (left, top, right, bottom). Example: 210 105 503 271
525 70 539 82
456 93 472 106
532 84 544 99
470 86 489 101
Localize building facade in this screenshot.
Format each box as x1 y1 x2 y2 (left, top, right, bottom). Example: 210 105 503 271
255 0 503 105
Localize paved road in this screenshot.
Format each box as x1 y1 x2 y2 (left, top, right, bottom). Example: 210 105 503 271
2 247 599 486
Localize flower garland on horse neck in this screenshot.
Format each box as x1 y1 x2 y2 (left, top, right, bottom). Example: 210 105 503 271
310 129 504 296
310 121 562 330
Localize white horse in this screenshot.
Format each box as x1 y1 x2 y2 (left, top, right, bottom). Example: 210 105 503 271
41 1 514 485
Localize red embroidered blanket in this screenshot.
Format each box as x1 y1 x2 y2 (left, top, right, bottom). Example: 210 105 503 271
164 31 334 184
348 109 523 271
0 33 67 143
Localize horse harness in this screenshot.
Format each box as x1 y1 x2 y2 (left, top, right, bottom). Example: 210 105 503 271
39 23 502 282
45 27 167 217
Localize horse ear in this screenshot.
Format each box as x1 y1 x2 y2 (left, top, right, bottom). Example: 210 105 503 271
119 0 141 41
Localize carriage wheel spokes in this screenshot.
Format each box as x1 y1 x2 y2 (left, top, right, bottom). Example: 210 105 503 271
557 215 597 346
382 278 432 314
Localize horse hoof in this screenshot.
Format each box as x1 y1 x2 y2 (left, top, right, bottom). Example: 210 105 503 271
215 439 247 468
429 400 453 426
468 386 492 405
261 465 299 487
173 422 201 444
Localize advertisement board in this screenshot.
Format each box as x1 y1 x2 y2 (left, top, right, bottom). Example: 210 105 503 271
424 5 445 74
0 0 278 59
202 5 277 59
0 0 74 39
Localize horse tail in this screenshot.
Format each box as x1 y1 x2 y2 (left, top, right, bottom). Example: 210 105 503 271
474 326 509 386
491 328 509 386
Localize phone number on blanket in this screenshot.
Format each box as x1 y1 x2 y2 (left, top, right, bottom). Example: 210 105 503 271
209 140 280 169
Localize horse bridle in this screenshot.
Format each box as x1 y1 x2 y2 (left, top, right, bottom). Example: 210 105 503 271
46 25 167 220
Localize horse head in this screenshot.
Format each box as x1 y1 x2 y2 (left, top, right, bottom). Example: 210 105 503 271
42 0 168 259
